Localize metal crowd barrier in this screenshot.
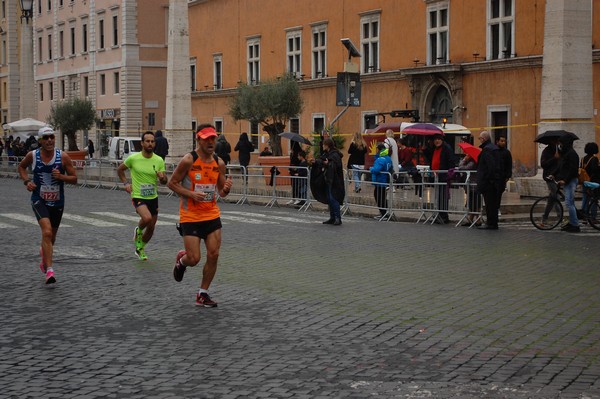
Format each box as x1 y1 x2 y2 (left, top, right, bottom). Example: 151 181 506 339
341 168 482 226
0 152 483 227
238 164 313 210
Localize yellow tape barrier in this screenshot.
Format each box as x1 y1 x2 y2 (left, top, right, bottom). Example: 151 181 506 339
95 122 600 139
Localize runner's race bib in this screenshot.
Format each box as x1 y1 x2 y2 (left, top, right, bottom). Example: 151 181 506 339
194 184 216 202
40 185 60 201
140 183 156 197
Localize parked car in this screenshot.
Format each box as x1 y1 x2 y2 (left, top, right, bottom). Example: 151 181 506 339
106 137 142 161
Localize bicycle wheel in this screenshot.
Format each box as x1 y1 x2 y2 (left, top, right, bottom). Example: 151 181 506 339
530 196 563 230
585 196 600 231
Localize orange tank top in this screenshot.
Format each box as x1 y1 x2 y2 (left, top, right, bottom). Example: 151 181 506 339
179 154 221 223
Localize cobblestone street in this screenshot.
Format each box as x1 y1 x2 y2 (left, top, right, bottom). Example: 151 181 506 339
1 178 600 398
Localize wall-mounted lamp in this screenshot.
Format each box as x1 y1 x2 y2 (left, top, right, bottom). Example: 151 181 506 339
452 105 467 112
413 58 425 67
472 52 483 61
20 0 33 23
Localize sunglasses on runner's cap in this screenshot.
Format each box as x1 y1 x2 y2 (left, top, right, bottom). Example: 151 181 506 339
41 135 55 140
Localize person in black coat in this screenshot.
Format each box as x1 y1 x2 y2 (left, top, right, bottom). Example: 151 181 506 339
476 131 503 230
312 138 345 226
215 134 231 165
429 133 456 223
234 132 254 184
234 132 254 167
154 130 169 160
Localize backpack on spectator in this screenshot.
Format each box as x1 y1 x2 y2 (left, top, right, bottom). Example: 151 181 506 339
578 157 594 185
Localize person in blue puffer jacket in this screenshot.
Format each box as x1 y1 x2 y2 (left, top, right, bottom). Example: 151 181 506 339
370 143 393 220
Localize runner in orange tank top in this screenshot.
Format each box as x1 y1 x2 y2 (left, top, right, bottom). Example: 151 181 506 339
168 124 233 308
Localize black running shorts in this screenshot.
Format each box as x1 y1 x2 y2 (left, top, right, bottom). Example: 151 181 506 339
132 197 159 215
180 218 222 239
32 200 64 229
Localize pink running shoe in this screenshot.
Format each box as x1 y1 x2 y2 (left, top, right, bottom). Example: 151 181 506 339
173 250 187 282
45 270 56 284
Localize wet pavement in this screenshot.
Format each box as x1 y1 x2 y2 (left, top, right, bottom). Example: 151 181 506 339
1 177 600 398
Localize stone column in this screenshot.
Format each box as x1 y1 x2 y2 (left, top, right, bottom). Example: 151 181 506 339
538 0 594 156
164 0 192 161
120 0 143 136
19 15 35 119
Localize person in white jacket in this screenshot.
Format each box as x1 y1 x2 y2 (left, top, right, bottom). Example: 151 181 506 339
384 129 399 174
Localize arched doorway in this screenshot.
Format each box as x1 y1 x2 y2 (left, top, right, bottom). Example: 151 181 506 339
427 85 452 124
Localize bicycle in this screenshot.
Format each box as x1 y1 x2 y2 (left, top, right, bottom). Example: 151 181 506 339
582 181 600 231
530 177 564 230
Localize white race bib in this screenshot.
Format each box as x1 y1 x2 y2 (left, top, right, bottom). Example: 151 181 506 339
194 184 216 202
40 185 60 201
140 183 156 197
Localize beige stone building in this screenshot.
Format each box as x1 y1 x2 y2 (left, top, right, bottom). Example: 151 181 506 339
32 0 168 155
188 0 600 174
0 0 33 126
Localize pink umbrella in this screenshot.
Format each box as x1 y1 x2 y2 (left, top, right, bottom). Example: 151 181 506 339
458 142 482 163
401 123 444 136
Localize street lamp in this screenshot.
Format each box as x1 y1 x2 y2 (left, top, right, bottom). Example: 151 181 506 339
19 0 35 119
20 0 33 23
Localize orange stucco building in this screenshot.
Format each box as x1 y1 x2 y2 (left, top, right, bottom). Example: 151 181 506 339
188 0 600 175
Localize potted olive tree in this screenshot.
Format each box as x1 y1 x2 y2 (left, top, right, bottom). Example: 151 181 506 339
229 73 304 157
47 97 96 158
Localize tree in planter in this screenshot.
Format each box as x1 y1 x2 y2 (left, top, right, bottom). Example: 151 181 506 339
229 74 303 156
47 98 96 151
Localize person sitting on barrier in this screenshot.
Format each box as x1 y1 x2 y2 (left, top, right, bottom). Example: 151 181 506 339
259 146 272 156
370 143 393 220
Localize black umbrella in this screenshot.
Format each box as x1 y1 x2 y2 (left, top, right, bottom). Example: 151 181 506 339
534 130 579 145
278 132 312 145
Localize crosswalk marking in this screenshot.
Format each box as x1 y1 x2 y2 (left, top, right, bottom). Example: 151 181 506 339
0 213 73 227
0 210 357 229
226 211 319 224
62 213 124 227
90 211 172 226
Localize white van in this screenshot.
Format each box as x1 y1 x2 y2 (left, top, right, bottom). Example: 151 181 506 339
107 137 142 160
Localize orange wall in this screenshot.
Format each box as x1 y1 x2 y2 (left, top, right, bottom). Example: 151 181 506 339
188 0 600 171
